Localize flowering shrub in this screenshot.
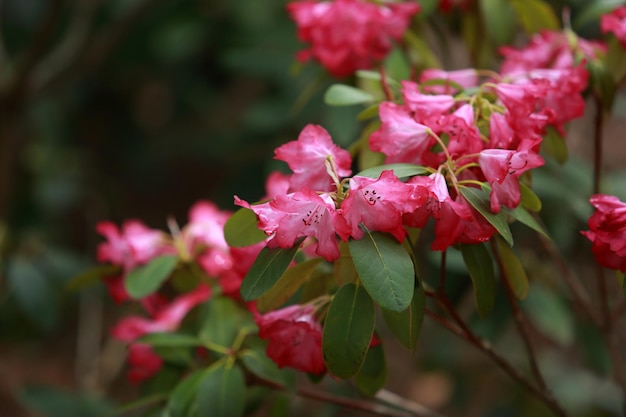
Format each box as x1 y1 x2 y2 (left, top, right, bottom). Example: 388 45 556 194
81 1 626 416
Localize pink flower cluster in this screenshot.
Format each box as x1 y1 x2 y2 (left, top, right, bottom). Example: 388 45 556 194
582 194 626 272
287 0 420 77
96 201 263 382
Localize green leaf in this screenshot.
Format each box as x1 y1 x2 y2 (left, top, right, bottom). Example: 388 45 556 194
324 84 375 107
588 60 617 112
460 187 513 246
355 340 387 396
504 204 549 239
138 332 204 348
348 230 415 312
495 237 529 300
381 283 425 351
200 297 254 348
224 207 267 247
322 283 376 378
240 241 302 301
240 349 294 388
605 36 626 85
541 126 568 164
334 241 360 286
167 370 205 417
125 255 178 299
519 182 542 212
460 243 495 317
18 385 113 417
356 163 429 179
65 264 120 291
198 362 246 417
511 0 560 34
479 0 516 46
357 104 381 121
256 258 323 313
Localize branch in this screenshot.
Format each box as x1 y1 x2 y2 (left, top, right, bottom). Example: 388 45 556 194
425 302 569 417
253 376 448 417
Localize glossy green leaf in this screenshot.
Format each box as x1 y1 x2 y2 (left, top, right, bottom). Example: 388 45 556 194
504 204 549 239
542 125 568 164
322 283 376 378
495 237 529 300
256 258 323 313
355 340 387 396
589 60 617 112
240 349 294 388
334 241 359 286
511 0 559 34
461 243 495 317
381 283 425 351
460 187 513 246
125 255 178 299
224 207 267 247
479 0 516 46
138 332 204 348
240 240 302 301
200 297 254 348
65 264 120 291
324 84 375 106
167 370 205 417
519 182 542 212
348 230 415 312
356 163 429 179
198 362 246 417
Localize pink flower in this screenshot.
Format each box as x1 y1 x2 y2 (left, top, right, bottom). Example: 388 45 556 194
255 304 326 375
264 171 292 199
335 170 418 242
369 102 434 165
287 0 420 77
274 124 352 193
602 7 626 48
235 189 340 261
183 201 231 253
111 284 211 342
499 30 604 75
479 147 544 213
419 68 479 94
582 194 626 272
400 81 456 121
96 220 167 271
126 343 163 384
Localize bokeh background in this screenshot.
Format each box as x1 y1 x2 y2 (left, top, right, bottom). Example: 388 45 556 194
1 0 626 416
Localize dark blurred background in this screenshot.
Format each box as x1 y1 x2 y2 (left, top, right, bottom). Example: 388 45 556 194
2 1 626 416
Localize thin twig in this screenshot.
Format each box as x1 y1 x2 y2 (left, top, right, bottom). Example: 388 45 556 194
253 376 448 417
425 302 569 417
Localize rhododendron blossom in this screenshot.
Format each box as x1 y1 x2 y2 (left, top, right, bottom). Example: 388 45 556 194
255 304 325 375
287 0 420 77
274 124 352 193
602 6 626 48
582 194 626 272
235 190 340 261
419 68 479 94
96 220 168 271
479 146 544 213
126 343 163 384
335 170 418 242
369 102 434 165
499 30 605 75
111 284 212 342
